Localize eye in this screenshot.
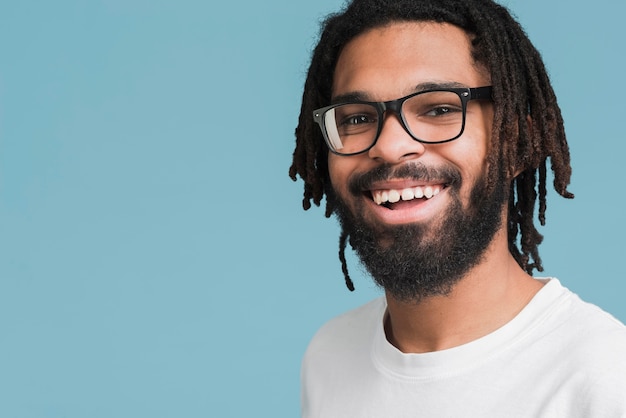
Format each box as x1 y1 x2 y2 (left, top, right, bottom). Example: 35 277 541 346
334 104 379 135
404 91 464 120
423 105 462 117
340 114 376 126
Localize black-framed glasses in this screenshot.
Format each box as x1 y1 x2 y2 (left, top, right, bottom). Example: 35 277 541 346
313 86 493 156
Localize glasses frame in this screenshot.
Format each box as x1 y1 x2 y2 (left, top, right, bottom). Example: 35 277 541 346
313 86 493 156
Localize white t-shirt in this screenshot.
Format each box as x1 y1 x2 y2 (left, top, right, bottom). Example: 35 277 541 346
301 279 626 417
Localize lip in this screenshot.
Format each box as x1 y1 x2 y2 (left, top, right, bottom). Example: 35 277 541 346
367 179 448 191
362 183 450 225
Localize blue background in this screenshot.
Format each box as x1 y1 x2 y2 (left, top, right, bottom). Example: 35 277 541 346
0 0 624 416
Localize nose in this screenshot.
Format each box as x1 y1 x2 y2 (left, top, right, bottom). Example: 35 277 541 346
367 113 426 163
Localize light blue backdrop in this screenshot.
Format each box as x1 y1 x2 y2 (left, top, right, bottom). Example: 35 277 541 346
0 1 624 416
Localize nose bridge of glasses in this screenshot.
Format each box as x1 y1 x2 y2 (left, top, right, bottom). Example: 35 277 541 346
378 97 411 134
368 99 426 160
380 97 403 117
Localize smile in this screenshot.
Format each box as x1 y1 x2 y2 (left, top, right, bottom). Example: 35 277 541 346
371 185 443 206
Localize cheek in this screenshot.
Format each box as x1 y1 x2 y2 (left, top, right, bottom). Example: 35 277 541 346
438 135 490 204
328 154 352 195
462 107 492 179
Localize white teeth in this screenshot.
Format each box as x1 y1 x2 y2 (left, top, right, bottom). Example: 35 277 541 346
372 185 444 205
401 188 415 201
388 190 401 203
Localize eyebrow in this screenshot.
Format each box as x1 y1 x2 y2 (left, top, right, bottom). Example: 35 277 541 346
330 81 469 104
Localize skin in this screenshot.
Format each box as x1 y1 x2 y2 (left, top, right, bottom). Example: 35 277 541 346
329 21 544 353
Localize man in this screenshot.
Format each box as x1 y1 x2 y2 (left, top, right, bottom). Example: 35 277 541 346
290 0 626 416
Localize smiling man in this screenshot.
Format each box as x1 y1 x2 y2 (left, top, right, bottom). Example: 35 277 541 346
290 0 626 417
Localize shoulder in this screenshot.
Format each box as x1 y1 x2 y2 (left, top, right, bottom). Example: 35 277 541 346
556 280 626 343
541 279 626 353
565 293 626 373
567 289 626 372
547 280 626 412
302 297 386 377
300 298 386 417
304 297 386 355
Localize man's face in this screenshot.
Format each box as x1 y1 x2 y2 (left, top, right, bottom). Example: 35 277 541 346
328 22 506 301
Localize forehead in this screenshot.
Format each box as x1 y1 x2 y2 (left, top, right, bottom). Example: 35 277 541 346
332 21 490 100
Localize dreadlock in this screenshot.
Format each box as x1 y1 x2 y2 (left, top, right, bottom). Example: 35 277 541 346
289 0 574 291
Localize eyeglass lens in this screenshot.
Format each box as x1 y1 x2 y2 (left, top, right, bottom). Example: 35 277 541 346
323 90 465 154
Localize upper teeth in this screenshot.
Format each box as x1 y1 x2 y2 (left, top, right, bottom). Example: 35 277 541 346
372 185 442 205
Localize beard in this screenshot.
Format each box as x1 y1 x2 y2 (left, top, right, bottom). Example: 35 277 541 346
332 162 508 303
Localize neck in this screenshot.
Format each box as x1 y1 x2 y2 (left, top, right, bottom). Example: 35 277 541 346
383 229 544 353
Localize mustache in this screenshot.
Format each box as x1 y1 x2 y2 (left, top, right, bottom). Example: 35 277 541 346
348 162 462 196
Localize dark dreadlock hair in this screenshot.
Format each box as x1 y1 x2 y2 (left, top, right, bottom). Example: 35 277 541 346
289 0 574 291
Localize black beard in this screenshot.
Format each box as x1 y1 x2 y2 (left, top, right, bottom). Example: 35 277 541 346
333 162 507 303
